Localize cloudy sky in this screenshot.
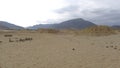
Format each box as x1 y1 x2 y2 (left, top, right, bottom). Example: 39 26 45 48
0 0 120 27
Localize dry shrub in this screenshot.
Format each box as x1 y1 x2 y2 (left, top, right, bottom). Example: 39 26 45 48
16 29 36 34
37 29 60 34
4 34 13 37
79 26 116 36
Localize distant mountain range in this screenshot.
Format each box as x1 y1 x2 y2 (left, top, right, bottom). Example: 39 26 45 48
28 18 96 29
0 21 24 30
0 24 9 30
0 18 120 30
111 25 120 29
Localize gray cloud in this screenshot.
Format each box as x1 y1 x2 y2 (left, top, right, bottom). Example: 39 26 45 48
55 0 120 25
90 9 120 25
56 5 80 14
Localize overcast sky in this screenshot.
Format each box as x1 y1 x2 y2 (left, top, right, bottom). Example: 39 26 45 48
0 0 120 27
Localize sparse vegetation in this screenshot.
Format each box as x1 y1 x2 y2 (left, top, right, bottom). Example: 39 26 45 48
9 38 14 42
105 45 120 51
25 37 33 41
37 29 60 33
19 38 25 42
8 37 33 43
114 47 117 49
4 34 13 37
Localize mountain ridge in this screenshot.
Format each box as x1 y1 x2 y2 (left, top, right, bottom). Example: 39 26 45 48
28 18 96 29
0 21 24 30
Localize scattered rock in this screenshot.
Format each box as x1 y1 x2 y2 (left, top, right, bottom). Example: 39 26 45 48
106 46 109 48
114 47 117 50
72 48 75 51
0 41 2 43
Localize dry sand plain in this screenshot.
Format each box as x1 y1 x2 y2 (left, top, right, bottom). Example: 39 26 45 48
0 30 120 68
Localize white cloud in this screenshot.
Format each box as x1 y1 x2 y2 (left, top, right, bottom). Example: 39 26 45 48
0 0 67 27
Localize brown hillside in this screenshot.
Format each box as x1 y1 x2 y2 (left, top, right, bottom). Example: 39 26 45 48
80 26 116 36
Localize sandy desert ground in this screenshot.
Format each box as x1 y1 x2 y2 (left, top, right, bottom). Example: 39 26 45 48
0 30 120 68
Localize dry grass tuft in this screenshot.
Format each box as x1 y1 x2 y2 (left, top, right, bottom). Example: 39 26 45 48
79 26 116 36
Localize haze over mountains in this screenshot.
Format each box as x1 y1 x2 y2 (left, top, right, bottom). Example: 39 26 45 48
0 18 120 30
